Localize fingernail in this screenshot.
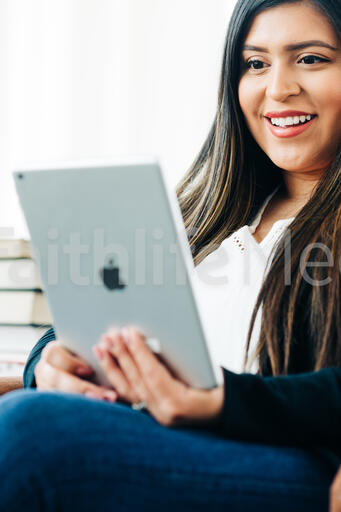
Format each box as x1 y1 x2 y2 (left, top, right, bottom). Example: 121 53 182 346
103 390 117 403
105 328 120 342
76 365 94 376
92 346 105 360
104 335 114 347
121 327 131 345
85 390 117 403
84 391 103 400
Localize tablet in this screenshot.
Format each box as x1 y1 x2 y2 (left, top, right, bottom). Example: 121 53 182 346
13 159 222 389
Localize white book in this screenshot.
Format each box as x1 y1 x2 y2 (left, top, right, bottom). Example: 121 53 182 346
0 353 27 364
0 361 24 377
0 291 52 325
0 239 31 259
0 350 26 377
0 259 42 290
0 325 48 353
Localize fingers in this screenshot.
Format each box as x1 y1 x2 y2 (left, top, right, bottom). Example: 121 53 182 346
122 327 175 394
35 340 117 402
93 327 182 410
93 330 148 404
42 341 94 377
92 327 225 428
93 345 130 396
39 362 117 402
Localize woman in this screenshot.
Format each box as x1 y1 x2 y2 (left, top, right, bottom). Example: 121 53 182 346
1 0 340 510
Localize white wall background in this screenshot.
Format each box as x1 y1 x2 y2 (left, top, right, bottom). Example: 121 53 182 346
0 0 236 238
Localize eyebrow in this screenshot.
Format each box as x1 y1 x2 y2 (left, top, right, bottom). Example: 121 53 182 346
243 40 338 52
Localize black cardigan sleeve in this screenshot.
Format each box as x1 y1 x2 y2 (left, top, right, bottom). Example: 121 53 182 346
23 327 56 388
221 367 341 455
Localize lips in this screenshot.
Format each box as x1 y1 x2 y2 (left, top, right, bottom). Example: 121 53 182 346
265 110 316 118
264 115 316 138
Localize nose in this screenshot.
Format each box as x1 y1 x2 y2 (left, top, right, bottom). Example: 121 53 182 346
266 64 301 102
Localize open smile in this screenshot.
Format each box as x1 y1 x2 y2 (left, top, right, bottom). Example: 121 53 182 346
264 112 317 139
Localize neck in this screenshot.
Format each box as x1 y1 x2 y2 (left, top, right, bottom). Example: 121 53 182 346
279 169 324 202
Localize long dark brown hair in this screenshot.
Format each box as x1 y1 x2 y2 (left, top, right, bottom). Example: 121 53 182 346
176 0 341 376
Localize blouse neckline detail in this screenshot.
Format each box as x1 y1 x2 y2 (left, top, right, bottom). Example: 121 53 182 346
248 186 295 248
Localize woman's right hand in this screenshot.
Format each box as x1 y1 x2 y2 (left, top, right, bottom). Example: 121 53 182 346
34 340 118 402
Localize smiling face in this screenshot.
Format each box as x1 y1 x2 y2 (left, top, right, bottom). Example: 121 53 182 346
238 2 341 176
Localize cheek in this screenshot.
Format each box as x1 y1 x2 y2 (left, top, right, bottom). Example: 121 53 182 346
325 91 341 130
310 75 341 128
318 82 341 151
238 78 263 129
323 72 341 108
238 79 248 114
238 79 253 123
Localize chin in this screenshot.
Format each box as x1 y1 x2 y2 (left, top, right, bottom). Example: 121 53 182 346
274 163 306 172
265 153 313 172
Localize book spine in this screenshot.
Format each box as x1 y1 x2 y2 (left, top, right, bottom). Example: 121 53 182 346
0 289 42 292
0 291 52 325
0 258 41 290
0 240 31 259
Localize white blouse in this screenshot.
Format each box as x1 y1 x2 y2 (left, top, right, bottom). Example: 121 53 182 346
193 188 295 374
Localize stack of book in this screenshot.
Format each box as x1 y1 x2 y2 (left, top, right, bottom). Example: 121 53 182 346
0 239 52 377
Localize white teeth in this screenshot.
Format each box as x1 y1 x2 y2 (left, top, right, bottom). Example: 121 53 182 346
268 114 314 127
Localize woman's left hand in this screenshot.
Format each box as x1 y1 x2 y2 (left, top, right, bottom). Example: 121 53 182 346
92 326 224 428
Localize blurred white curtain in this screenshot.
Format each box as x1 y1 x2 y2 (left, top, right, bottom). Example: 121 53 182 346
0 0 236 237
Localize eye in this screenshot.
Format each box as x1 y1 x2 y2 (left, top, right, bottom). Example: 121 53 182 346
298 55 329 65
245 59 268 71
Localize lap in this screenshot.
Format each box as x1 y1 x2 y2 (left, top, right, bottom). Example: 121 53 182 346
0 389 335 511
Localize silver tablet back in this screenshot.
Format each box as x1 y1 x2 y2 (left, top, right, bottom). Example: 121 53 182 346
14 161 221 388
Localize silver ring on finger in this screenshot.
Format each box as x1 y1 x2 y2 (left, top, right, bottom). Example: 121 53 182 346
131 401 147 411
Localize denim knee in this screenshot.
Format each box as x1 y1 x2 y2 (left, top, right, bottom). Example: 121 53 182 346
0 389 43 445
0 389 141 474
0 389 67 468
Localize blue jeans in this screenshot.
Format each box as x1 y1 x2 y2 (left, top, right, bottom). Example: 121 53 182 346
0 389 335 511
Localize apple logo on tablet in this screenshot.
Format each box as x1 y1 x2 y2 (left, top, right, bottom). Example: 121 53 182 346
100 259 126 291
